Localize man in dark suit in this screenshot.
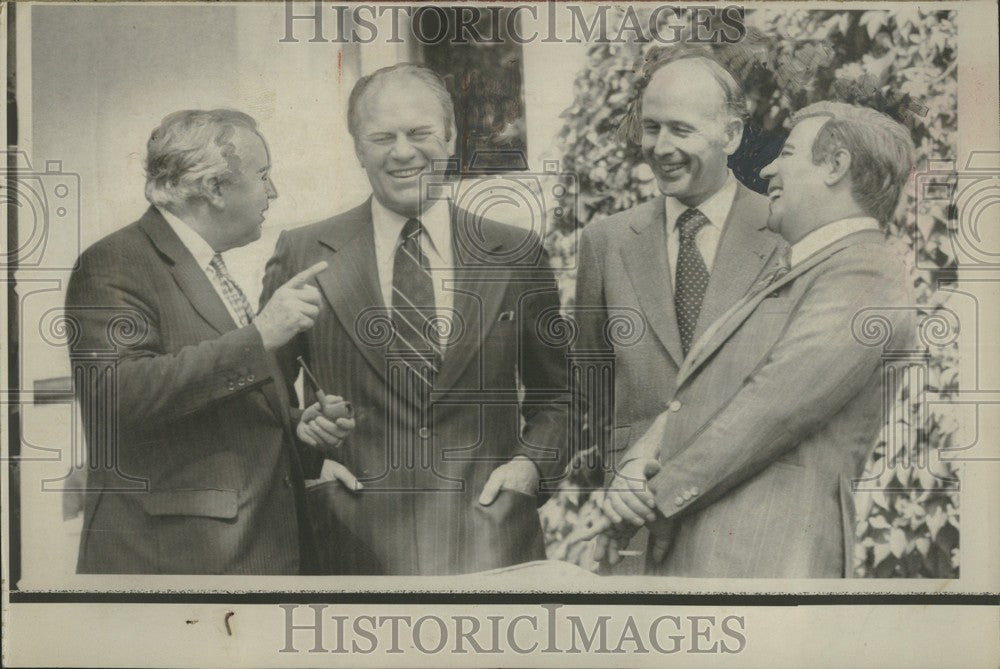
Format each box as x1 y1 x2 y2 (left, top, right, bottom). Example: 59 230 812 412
573 46 783 571
67 109 351 574
261 64 569 575
596 102 917 577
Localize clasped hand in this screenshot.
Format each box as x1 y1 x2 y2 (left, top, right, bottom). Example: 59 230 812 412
584 457 666 567
296 393 355 457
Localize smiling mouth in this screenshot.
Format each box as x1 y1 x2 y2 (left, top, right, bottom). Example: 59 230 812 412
658 162 686 173
388 166 424 179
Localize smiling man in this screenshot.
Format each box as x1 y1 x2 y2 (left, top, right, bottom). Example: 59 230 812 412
593 101 918 578
66 109 351 574
572 45 783 572
261 64 569 575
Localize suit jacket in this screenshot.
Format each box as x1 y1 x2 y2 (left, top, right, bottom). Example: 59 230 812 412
635 229 917 577
260 200 569 575
66 207 313 574
573 185 780 479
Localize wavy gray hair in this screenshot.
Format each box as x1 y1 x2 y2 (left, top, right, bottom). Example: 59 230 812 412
144 109 259 208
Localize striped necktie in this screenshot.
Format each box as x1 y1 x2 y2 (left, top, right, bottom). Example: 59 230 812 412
390 218 441 387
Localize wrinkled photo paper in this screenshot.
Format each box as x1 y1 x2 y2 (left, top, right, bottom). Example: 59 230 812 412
2 1 998 667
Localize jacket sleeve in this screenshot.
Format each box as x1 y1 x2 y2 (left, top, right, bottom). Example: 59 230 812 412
513 235 572 489
570 226 616 477
65 243 274 437
643 254 917 519
259 231 321 477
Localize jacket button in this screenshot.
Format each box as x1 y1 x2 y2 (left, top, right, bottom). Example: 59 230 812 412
237 379 246 387
690 486 700 496
674 495 684 506
227 382 236 391
282 476 291 488
247 374 255 382
682 490 693 501
669 400 682 412
418 427 430 439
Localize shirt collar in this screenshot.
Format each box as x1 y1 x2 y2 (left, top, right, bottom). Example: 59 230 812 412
664 171 738 233
157 205 218 269
371 196 452 257
790 216 880 267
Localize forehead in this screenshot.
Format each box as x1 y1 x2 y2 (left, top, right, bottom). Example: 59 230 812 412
787 115 830 145
641 60 729 122
356 75 449 132
228 127 268 168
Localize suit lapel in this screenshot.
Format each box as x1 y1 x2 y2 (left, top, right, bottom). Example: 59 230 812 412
621 197 685 367
140 207 235 335
139 207 288 422
693 185 780 343
314 200 388 382
435 210 508 391
675 231 876 389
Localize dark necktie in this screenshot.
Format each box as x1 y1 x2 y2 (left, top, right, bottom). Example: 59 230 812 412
391 218 440 387
209 254 255 327
674 208 711 356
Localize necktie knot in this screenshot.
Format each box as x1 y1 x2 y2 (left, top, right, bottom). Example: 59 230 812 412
677 208 710 243
209 253 228 275
402 217 424 242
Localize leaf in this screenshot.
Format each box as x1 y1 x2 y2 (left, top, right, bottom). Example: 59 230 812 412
889 528 908 557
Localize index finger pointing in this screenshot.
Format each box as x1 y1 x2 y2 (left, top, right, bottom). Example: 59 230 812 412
288 261 329 287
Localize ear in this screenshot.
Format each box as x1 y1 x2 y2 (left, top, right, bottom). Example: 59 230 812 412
354 140 367 169
446 122 457 157
722 116 744 155
204 177 226 209
824 148 852 187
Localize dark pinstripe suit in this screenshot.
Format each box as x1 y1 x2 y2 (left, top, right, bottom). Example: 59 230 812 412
639 230 917 577
261 200 569 575
66 207 313 574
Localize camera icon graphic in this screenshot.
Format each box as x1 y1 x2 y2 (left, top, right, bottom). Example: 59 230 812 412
417 151 578 269
1 150 81 271
913 150 1000 270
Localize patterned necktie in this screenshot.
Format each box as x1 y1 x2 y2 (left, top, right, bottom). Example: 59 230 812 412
391 218 441 387
674 208 711 356
209 254 255 327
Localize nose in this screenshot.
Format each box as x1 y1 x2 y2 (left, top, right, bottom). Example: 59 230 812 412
653 127 676 156
266 178 278 200
389 132 417 161
760 159 778 180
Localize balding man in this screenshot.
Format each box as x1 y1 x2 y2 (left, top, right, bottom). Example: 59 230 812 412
261 64 569 575
67 109 351 574
573 46 784 571
597 102 917 577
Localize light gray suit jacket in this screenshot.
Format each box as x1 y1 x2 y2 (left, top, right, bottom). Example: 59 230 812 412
635 229 917 577
573 184 781 479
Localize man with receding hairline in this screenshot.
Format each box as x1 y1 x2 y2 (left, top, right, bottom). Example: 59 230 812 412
591 101 917 578
67 109 351 574
573 45 783 572
262 64 569 575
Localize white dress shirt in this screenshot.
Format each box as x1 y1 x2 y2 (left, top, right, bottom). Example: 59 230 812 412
790 216 880 268
158 206 250 327
371 197 454 346
663 171 738 291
